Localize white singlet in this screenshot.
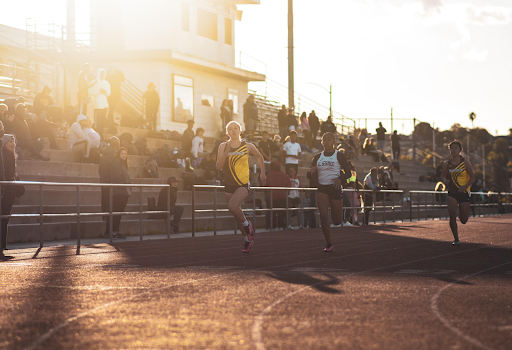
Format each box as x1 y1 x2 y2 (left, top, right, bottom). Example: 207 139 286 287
317 150 341 186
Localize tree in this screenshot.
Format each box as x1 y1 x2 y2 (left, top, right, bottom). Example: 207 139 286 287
469 112 476 128
413 122 433 143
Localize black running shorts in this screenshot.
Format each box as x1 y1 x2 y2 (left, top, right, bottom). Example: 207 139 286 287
224 183 250 194
448 191 471 203
317 184 342 200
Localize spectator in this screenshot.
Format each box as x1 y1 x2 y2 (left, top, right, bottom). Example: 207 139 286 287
363 167 380 225
100 136 120 237
286 108 297 131
391 130 401 160
110 147 131 239
181 158 204 190
320 115 336 136
376 122 387 153
32 86 54 117
106 65 125 126
29 106 60 150
346 161 361 225
5 104 49 161
199 153 218 180
300 112 312 149
213 133 229 156
243 94 258 140
363 137 384 162
220 99 231 133
270 134 282 159
1 134 25 251
191 127 205 159
258 131 272 171
287 166 303 229
303 191 312 228
143 82 160 130
358 128 368 149
308 110 320 148
0 104 8 124
265 161 292 230
88 68 111 138
277 105 287 139
282 130 302 174
85 118 101 149
182 119 195 155
77 63 93 114
228 99 235 120
157 177 185 234
68 114 93 163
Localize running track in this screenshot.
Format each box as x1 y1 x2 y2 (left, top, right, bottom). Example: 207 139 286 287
1 216 511 349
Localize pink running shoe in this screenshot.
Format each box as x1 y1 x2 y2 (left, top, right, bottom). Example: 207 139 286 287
242 240 254 253
323 244 334 252
244 221 255 241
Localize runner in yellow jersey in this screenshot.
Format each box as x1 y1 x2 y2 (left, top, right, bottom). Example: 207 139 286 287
217 121 266 253
441 140 475 246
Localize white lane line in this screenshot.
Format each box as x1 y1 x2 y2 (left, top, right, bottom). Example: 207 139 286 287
395 269 456 275
430 261 512 350
251 242 512 350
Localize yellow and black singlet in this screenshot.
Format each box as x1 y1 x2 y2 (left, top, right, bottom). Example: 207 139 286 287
223 141 250 186
446 157 470 193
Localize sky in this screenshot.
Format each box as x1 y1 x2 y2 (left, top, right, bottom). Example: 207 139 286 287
2 0 511 135
235 0 512 135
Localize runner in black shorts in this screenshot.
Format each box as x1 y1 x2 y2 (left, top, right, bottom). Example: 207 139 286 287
307 132 351 252
217 121 266 253
441 140 475 245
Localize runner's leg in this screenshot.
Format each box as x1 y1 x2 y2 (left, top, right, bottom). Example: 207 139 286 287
447 196 459 242
226 187 249 236
317 192 332 245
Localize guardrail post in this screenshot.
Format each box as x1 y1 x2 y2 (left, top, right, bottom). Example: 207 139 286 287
213 187 217 235
401 191 404 222
270 189 273 231
76 185 81 255
392 191 395 223
373 191 376 225
139 186 143 241
409 192 413 222
417 192 420 221
39 183 44 249
285 190 289 229
300 189 304 228
383 191 386 224
109 186 113 244
252 187 256 228
0 184 3 258
192 185 195 237
167 184 171 239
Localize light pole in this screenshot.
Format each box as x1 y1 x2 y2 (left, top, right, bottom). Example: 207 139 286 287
306 82 332 116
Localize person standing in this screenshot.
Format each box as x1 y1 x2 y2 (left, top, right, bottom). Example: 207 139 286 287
157 177 185 234
376 122 387 153
391 130 401 160
77 63 93 115
1 134 25 252
33 86 54 117
286 108 297 132
346 161 361 225
300 112 312 148
220 99 231 133
216 121 266 253
307 132 351 252
243 95 258 141
258 131 272 171
441 140 475 245
106 65 125 126
100 136 120 237
110 147 131 239
143 82 160 130
287 166 303 229
191 127 205 159
89 68 111 138
363 167 379 225
309 110 320 148
182 120 195 155
282 130 302 175
320 115 336 136
277 105 287 140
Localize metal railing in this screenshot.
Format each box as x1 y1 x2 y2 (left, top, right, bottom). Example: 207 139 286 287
0 181 172 258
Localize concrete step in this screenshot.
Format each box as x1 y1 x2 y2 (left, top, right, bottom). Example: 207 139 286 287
20 174 167 184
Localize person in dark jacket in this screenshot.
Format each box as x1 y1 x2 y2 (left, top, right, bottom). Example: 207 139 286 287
308 110 320 148
1 134 24 252
265 161 292 229
157 177 185 234
243 95 258 140
199 153 218 180
391 130 401 160
33 86 54 117
5 104 49 161
143 82 160 130
182 120 195 155
277 105 287 140
77 63 93 114
100 136 120 237
320 115 336 136
30 87 60 149
110 147 131 239
286 108 297 132
106 65 125 125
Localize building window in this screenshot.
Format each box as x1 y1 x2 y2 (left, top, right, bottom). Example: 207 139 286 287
197 8 218 41
182 2 189 32
173 75 194 123
225 17 232 45
228 88 238 114
201 94 214 107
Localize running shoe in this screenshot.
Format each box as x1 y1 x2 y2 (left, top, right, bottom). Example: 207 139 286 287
343 222 353 227
242 240 254 253
452 240 460 246
287 225 294 230
244 221 255 241
323 244 334 252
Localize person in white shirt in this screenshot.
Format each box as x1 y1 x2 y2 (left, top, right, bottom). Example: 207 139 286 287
281 130 302 175
85 118 101 148
287 166 303 229
191 127 205 159
68 114 92 162
88 68 111 138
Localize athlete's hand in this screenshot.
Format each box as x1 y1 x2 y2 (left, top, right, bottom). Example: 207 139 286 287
223 140 231 155
333 178 342 190
309 166 317 174
458 186 467 192
259 172 266 186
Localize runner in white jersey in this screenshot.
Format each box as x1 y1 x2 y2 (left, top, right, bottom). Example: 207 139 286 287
307 132 352 252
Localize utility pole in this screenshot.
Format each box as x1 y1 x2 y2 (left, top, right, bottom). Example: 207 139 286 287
288 0 294 110
390 107 393 158
329 84 332 117
433 122 436 169
482 146 486 185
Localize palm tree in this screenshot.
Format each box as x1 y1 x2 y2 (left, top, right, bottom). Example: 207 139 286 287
469 112 476 128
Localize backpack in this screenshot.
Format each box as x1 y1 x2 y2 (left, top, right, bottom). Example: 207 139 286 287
152 148 175 168
144 159 159 178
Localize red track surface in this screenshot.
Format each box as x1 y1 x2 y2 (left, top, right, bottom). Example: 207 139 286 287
1 216 512 349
